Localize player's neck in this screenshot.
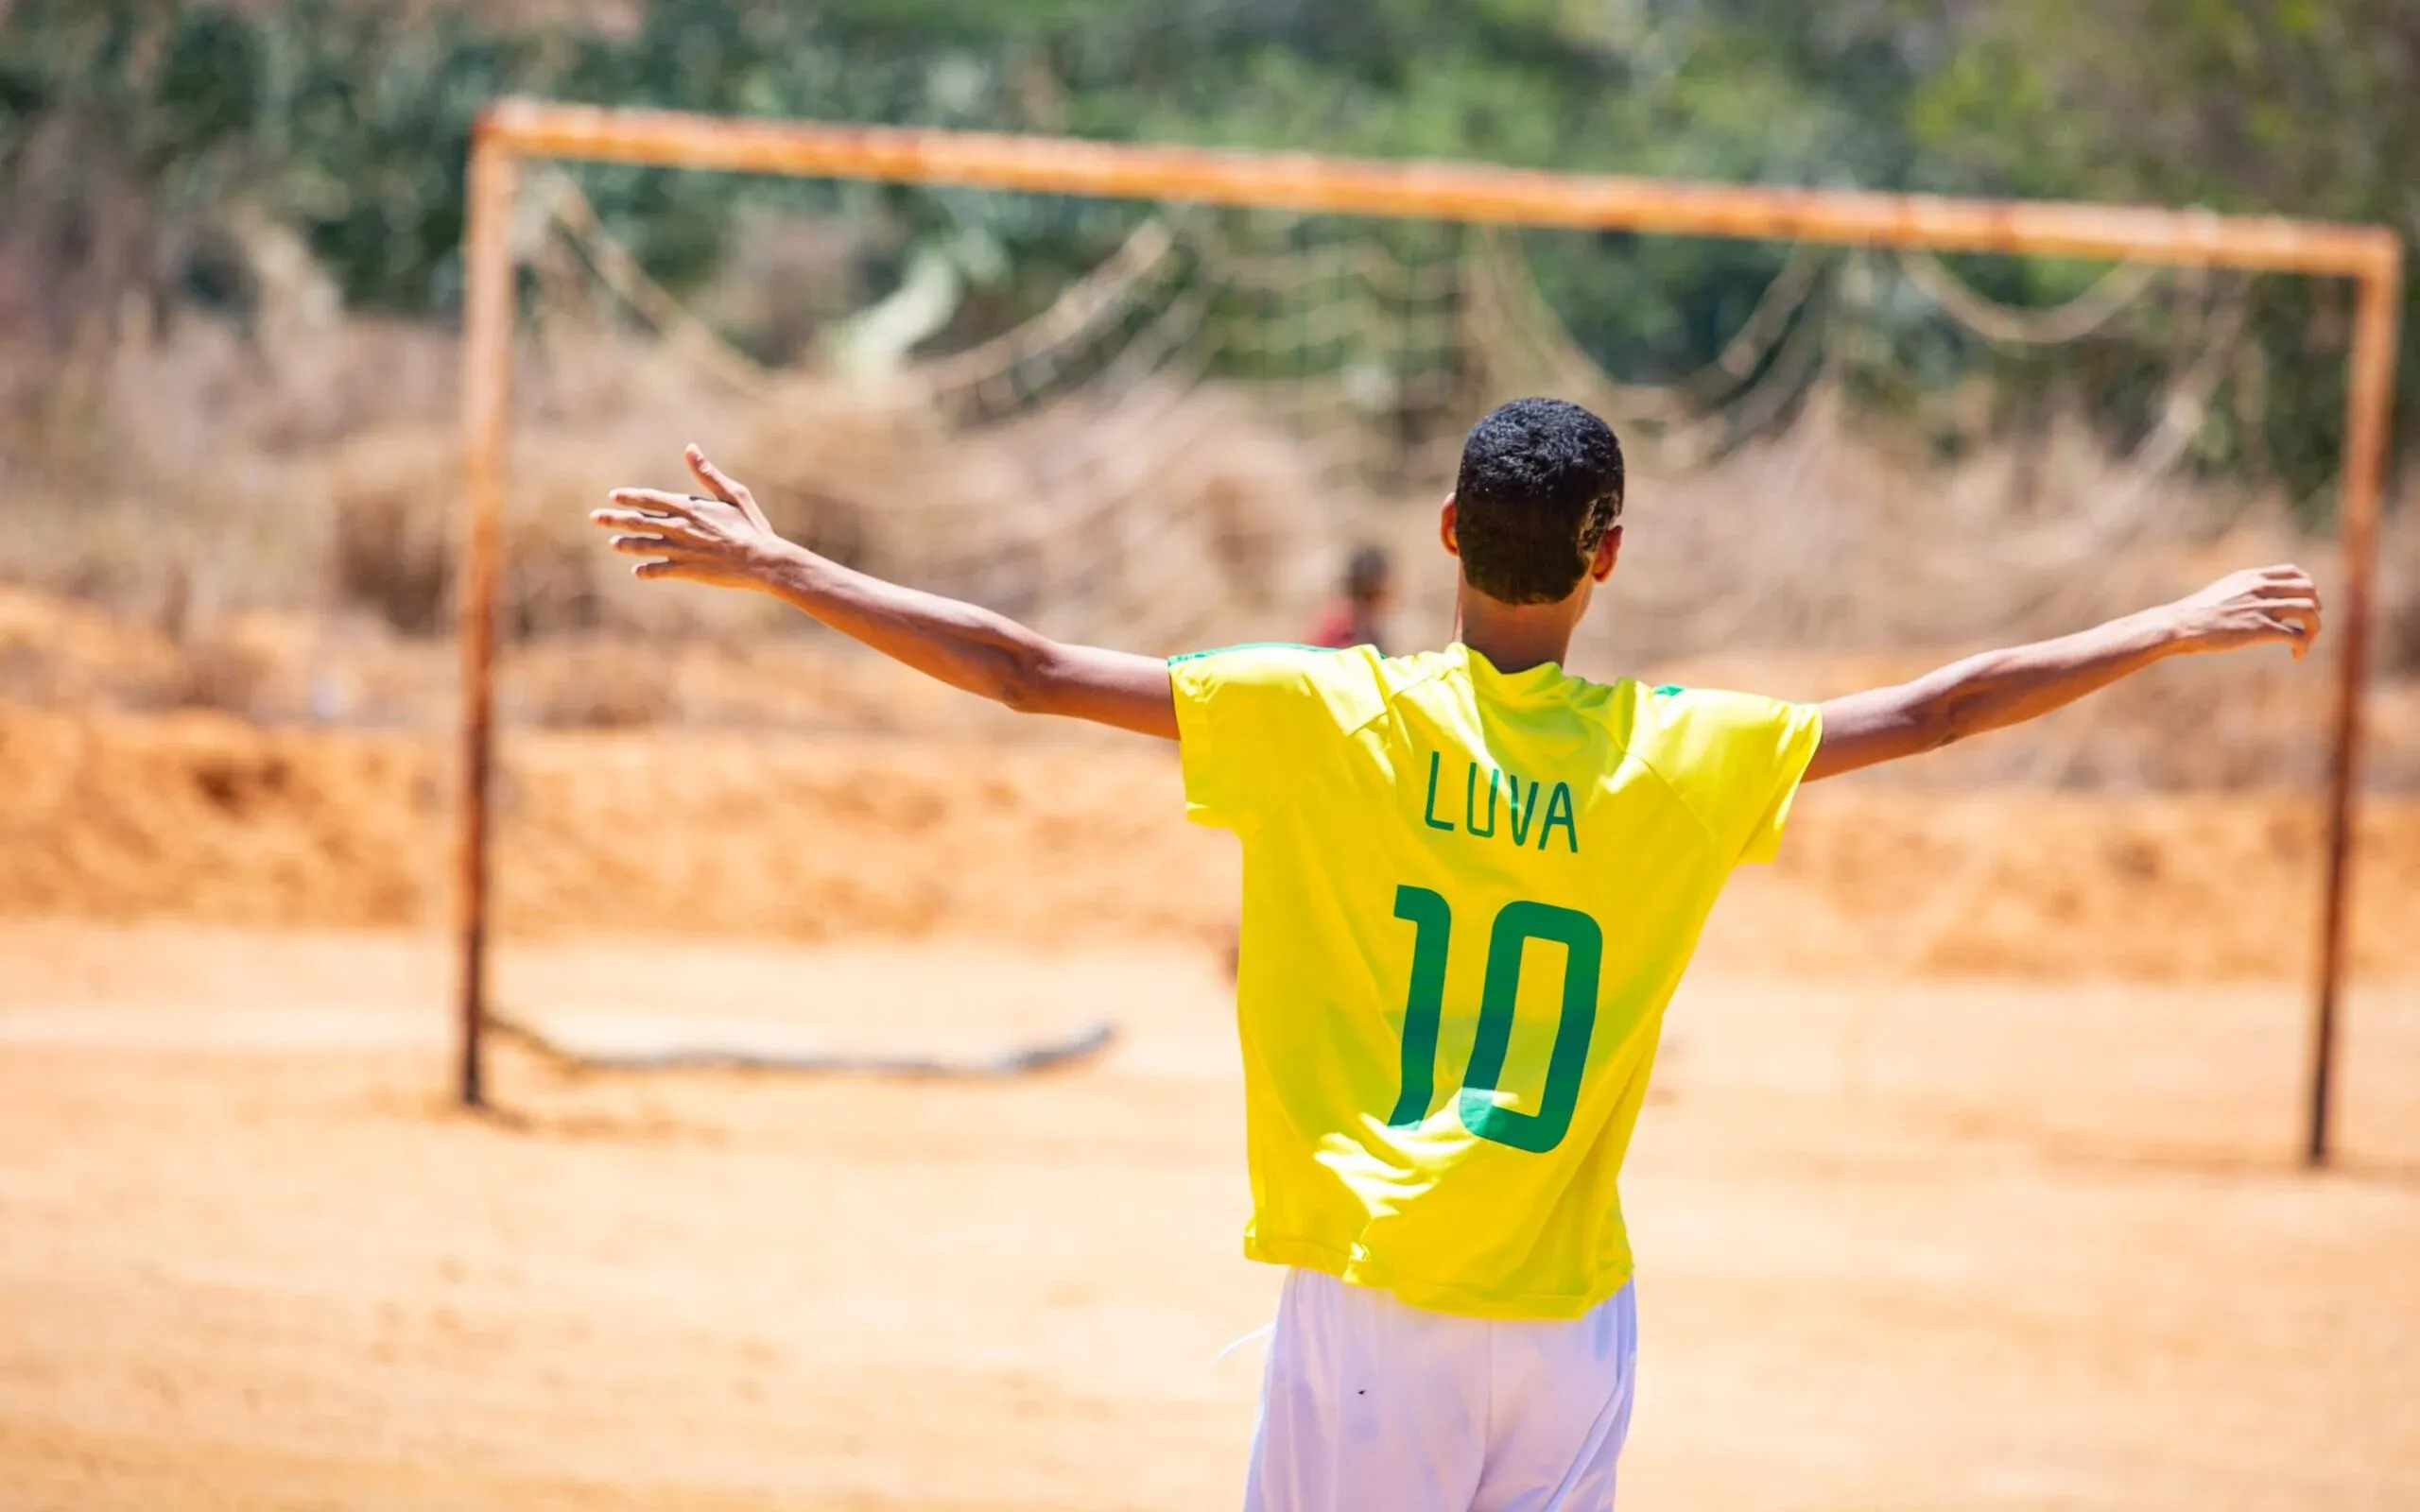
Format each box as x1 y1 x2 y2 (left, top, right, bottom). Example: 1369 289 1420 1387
1454 586 1582 675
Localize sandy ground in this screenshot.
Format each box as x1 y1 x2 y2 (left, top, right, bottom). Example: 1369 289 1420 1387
3 921 2416 1511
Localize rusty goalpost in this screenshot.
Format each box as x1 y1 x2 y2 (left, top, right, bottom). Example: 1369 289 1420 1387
454 99 2402 1164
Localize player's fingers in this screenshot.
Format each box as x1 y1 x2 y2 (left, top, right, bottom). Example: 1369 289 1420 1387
607 488 710 520
2256 610 2317 659
685 445 748 507
607 532 688 558
2252 592 2320 614
631 558 692 581
590 507 699 536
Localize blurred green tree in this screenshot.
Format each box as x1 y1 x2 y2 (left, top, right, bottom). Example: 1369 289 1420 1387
0 0 2408 503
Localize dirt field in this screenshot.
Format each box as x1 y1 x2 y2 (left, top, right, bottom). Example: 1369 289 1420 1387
3 921 2416 1511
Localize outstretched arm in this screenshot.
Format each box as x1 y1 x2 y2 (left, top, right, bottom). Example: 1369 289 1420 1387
591 446 1179 739
1805 565 2323 782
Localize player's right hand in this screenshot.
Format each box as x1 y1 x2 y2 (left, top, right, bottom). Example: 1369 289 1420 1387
591 444 798 590
2161 565 2324 661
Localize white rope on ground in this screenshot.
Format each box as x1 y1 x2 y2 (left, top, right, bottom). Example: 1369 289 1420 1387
487 1009 1115 1078
1895 250 2161 348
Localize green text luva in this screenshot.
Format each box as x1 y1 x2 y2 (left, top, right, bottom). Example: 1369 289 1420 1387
1422 751 1579 853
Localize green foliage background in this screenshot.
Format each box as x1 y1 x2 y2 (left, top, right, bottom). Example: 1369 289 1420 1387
4 0 2413 510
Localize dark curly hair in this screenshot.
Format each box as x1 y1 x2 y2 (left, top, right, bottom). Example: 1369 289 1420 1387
1452 398 1625 605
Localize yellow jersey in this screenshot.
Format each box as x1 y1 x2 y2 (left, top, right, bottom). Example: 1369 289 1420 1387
1169 642 1821 1320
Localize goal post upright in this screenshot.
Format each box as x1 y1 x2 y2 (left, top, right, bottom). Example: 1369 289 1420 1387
454 100 2402 1160
456 126 520 1110
2311 242 2406 1165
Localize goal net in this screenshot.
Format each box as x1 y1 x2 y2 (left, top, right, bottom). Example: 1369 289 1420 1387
452 104 2403 1160
501 166 2311 703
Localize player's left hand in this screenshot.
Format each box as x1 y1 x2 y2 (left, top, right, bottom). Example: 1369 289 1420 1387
591 445 799 589
2161 563 2325 662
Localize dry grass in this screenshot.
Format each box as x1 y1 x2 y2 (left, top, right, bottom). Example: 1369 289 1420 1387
6 304 2417 791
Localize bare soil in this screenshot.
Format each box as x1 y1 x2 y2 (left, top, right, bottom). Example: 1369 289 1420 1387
1 924 2414 1510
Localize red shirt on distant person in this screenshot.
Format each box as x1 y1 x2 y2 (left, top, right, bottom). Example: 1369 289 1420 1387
1307 545 1393 654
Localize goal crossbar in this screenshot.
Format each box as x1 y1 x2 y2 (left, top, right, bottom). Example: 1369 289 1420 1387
457 99 2405 1165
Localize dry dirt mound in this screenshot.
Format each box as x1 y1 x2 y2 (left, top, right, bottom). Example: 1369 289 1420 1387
1725 790 2420 980
0 703 1224 948
5 701 2416 979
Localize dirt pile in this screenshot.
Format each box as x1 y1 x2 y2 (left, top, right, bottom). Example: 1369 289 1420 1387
6 701 2416 979
1736 790 2420 979
1 703 437 930
0 703 1228 947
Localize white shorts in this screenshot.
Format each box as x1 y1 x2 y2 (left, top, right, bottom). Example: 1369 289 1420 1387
1243 1267 1639 1512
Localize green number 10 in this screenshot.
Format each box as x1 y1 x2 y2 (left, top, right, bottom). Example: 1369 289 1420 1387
1386 885 1603 1154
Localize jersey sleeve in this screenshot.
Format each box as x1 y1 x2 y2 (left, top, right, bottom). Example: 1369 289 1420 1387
1167 644 1374 833
1645 687 1824 866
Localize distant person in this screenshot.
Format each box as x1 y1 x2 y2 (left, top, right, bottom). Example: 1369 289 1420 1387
1307 543 1394 654
593 400 2320 1511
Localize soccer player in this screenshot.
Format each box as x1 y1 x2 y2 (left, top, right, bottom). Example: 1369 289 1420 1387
591 399 2321 1511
